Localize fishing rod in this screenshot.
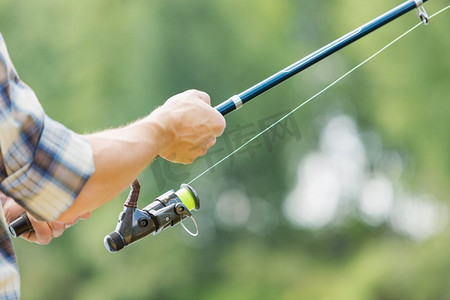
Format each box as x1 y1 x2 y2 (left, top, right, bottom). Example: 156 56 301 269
8 0 432 251
215 0 429 115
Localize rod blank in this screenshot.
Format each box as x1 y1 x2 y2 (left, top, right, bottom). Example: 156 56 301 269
215 0 428 116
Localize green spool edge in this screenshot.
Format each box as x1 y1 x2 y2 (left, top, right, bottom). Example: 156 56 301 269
175 185 199 211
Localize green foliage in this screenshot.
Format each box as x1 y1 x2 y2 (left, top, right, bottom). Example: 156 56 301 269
1 0 449 299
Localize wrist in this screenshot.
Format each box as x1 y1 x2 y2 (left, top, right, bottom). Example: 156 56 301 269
145 107 177 156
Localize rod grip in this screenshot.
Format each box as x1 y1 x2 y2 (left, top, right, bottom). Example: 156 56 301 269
8 213 34 238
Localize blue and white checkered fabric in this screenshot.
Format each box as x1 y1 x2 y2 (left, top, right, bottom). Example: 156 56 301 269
0 33 95 299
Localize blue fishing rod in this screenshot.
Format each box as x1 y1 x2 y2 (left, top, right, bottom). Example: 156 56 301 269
8 0 431 251
215 0 429 115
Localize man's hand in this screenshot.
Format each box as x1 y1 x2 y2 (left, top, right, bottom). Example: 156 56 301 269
58 89 226 222
1 193 90 244
150 89 226 164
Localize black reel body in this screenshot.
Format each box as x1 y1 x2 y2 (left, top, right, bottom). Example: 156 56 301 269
104 180 199 252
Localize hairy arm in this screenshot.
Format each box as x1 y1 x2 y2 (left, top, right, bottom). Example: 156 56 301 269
58 89 225 222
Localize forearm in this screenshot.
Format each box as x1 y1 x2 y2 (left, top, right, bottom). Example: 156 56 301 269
57 90 225 222
57 115 165 222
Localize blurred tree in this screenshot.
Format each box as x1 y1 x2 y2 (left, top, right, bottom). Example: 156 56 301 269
0 0 448 299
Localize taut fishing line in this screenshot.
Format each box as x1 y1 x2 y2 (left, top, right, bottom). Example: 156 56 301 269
188 5 449 185
8 2 448 252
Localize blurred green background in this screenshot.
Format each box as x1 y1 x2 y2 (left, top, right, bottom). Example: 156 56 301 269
1 0 449 299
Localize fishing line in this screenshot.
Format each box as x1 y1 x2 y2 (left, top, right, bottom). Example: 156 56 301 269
188 5 449 185
8 3 448 245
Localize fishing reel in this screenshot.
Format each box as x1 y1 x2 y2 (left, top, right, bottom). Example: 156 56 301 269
104 179 200 252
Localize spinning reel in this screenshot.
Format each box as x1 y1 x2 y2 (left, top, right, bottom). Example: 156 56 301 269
9 179 200 252
104 180 200 252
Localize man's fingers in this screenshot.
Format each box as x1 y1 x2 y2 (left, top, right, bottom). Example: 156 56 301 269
49 222 65 238
206 136 217 148
211 114 226 136
26 216 53 244
190 89 211 105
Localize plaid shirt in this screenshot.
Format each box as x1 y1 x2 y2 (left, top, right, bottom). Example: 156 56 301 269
0 34 95 299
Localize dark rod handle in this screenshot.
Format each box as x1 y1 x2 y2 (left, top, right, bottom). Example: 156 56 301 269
8 213 34 238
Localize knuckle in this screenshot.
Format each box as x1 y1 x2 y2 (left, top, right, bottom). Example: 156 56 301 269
208 137 217 148
201 92 211 102
186 89 199 96
213 121 226 136
188 89 210 104
197 147 208 157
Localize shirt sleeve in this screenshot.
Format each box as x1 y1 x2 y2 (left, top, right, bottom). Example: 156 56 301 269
0 34 95 221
